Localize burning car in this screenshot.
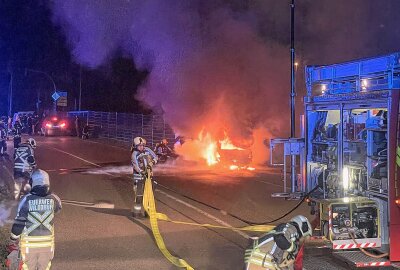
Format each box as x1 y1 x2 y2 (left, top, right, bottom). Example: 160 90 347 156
218 148 252 168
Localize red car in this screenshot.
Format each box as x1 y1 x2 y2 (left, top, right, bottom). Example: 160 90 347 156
41 116 70 136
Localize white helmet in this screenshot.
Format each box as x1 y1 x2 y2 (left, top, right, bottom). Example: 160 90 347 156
27 138 37 148
133 137 146 147
31 169 50 188
290 215 312 237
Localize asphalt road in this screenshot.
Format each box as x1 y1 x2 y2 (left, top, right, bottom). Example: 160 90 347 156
0 136 354 270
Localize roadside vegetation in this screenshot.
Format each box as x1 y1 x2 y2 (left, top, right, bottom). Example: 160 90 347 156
0 182 12 269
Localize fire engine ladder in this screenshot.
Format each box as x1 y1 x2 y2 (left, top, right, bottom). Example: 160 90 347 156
269 137 305 199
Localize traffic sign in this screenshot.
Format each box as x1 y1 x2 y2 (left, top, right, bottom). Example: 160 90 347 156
57 91 68 107
52 92 60 101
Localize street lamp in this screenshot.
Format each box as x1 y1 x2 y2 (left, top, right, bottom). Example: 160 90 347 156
5 69 13 117
25 68 57 92
79 65 82 111
25 68 58 112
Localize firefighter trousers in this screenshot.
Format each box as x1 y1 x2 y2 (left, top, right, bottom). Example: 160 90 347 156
0 140 7 154
21 247 53 270
13 177 31 200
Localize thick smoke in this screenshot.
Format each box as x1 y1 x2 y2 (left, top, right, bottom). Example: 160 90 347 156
0 203 12 227
50 0 400 163
51 0 289 152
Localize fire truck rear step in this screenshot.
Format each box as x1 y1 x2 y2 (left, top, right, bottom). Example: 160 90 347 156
333 250 391 268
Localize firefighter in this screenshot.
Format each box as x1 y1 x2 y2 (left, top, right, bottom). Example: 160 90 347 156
0 121 7 156
244 215 312 270
81 125 90 140
6 169 62 270
75 116 81 138
13 118 23 149
13 138 37 200
131 136 158 217
154 138 176 163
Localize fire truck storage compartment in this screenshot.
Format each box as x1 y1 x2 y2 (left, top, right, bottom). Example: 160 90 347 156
319 197 380 249
306 105 388 199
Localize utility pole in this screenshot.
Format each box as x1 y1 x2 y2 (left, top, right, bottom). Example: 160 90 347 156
290 0 297 193
290 0 296 138
79 65 82 111
8 71 13 117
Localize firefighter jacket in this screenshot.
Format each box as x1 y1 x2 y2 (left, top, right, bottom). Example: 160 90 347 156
245 223 301 270
154 143 173 156
14 143 36 174
0 126 6 140
11 188 62 250
131 147 158 182
13 121 22 138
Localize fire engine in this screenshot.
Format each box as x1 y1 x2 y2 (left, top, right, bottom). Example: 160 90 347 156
271 52 400 268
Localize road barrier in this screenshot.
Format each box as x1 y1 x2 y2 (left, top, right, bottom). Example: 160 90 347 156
68 111 175 148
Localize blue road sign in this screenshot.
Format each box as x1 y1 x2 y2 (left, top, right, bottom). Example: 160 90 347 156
52 92 60 101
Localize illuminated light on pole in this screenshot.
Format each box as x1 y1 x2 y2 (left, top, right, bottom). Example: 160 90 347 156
342 167 349 190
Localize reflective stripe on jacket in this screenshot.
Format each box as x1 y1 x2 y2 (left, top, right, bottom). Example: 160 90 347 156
14 143 36 173
12 192 62 251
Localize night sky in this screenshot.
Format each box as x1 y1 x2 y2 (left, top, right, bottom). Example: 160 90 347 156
0 0 148 116
1 0 400 141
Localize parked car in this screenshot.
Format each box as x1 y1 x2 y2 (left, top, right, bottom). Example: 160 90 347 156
41 116 71 136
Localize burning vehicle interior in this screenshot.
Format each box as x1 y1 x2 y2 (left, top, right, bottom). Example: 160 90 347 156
173 130 257 171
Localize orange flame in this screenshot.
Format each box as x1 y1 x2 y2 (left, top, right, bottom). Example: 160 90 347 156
220 133 244 150
174 129 256 171
204 141 220 166
229 165 239 170
196 131 220 166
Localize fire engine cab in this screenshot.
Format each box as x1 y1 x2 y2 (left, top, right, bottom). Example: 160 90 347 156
271 52 400 267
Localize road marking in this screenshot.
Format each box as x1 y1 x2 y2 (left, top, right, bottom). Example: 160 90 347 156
47 147 101 167
157 189 250 239
254 178 284 188
81 139 128 151
61 199 115 209
44 146 251 239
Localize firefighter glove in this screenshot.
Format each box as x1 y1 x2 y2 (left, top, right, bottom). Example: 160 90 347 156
6 239 19 254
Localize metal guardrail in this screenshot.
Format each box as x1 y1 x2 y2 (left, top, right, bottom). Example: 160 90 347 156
67 111 175 148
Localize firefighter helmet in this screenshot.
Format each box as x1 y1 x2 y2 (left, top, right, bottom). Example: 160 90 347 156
133 137 146 147
27 138 37 148
31 169 50 188
290 215 312 237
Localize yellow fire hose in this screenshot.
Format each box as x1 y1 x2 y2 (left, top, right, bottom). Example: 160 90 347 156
142 173 275 269
143 175 194 270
